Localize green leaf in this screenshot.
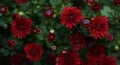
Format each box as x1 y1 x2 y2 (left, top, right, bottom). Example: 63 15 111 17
118 60 120 65
0 48 9 56
38 0 45 5
34 61 42 65
100 6 114 17
10 51 17 56
0 18 5 26
36 34 44 40
46 40 53 48
0 13 2 16
49 0 62 6
18 3 29 11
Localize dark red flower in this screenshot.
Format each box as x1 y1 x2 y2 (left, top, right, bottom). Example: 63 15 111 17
7 39 16 49
81 18 91 27
14 0 28 4
24 43 43 61
31 28 41 34
60 7 84 28
12 14 20 20
88 16 109 39
106 34 114 42
114 0 120 5
11 16 32 39
43 6 54 18
70 32 86 51
10 53 24 65
48 32 56 42
86 0 95 5
0 5 7 14
81 60 96 65
56 50 81 65
87 45 105 62
100 55 117 65
47 54 56 64
92 4 101 12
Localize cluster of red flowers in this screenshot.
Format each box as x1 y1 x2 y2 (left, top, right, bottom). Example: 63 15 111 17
57 6 116 65
8 6 117 65
81 55 117 65
0 0 119 65
55 46 117 65
60 7 109 39
85 45 117 65
56 50 81 65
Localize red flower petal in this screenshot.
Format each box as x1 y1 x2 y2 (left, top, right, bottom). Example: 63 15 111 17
10 53 24 65
70 32 86 51
101 55 117 65
87 45 105 62
56 50 81 65
15 0 28 4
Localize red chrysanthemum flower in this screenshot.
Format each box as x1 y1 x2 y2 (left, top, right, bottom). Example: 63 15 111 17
86 0 95 5
11 16 32 39
81 60 96 65
48 32 56 42
88 16 109 39
56 50 81 65
60 7 84 28
12 14 20 20
70 32 86 51
114 0 120 5
7 39 16 49
87 45 105 62
47 54 56 64
92 4 101 12
43 6 54 18
10 53 24 65
106 34 114 42
100 55 117 65
15 0 28 4
0 5 8 14
24 43 43 61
